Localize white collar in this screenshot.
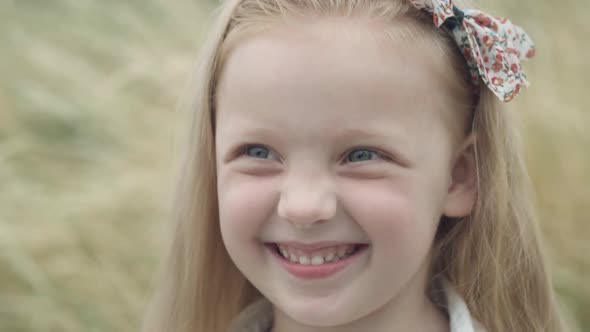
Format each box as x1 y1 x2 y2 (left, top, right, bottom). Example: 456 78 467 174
228 279 487 332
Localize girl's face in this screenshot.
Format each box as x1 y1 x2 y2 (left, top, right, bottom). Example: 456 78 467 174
215 19 473 329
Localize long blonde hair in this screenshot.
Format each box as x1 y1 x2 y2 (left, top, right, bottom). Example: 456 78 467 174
141 0 566 331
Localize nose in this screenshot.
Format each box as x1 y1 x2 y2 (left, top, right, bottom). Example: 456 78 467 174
277 172 337 229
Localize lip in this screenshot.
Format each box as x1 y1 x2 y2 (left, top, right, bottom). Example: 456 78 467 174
275 241 367 251
265 243 370 279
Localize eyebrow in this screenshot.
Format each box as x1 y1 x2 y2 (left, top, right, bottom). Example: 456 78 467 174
228 126 285 143
227 125 397 144
331 128 395 142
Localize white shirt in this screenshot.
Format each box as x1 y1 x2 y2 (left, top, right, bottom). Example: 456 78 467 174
228 279 487 332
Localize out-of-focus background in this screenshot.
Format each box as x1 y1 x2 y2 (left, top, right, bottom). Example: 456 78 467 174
1 0 588 331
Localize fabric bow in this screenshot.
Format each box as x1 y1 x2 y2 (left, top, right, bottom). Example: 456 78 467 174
408 0 536 102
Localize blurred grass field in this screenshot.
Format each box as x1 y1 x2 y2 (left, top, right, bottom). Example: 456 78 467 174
0 1 588 331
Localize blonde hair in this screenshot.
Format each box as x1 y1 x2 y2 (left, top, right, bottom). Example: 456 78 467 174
141 0 566 331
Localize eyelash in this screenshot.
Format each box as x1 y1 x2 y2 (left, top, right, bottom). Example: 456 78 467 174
237 144 388 163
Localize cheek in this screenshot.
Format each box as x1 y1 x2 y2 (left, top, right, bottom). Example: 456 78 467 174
217 172 278 245
339 176 442 256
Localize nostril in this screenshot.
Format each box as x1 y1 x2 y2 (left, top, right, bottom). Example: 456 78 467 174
277 190 337 225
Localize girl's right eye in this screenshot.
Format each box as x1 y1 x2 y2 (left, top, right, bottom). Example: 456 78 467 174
241 145 278 160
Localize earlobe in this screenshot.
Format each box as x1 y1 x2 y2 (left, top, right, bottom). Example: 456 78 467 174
443 135 478 218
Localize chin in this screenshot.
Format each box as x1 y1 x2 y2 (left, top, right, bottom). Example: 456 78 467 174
277 297 358 327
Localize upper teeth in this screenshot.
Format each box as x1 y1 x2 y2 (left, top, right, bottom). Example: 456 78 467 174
277 244 358 265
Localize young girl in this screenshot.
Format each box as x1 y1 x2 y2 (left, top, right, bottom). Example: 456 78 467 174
142 0 567 331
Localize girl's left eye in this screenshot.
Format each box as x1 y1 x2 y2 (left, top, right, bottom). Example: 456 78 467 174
345 148 381 163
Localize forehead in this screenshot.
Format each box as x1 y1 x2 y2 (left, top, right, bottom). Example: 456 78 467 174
215 18 450 138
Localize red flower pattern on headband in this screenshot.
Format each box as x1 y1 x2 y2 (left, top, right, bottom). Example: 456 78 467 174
408 0 536 102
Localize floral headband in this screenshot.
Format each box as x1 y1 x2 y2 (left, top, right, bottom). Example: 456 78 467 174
408 0 536 102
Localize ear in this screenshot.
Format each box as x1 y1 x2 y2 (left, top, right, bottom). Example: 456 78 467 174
443 134 477 218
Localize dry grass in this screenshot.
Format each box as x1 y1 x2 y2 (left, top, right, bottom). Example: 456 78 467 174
0 1 587 331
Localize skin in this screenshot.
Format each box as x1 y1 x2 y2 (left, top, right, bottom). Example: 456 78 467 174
215 17 476 332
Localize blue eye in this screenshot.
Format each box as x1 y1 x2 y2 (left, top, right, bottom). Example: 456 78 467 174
245 146 272 159
346 149 380 162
